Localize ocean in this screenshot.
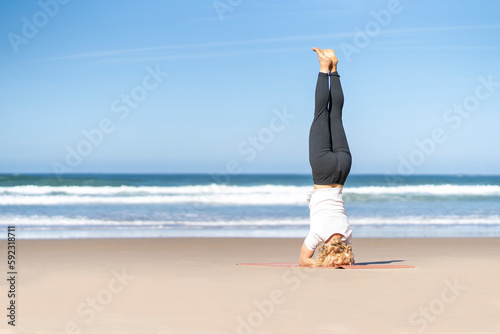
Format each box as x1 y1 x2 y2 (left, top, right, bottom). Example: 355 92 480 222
1 173 500 239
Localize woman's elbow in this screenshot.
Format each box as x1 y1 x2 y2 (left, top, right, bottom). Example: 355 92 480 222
299 256 316 267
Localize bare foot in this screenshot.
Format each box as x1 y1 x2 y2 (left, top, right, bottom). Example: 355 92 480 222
312 47 332 73
323 49 338 72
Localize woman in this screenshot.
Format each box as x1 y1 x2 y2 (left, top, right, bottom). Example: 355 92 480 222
298 47 355 267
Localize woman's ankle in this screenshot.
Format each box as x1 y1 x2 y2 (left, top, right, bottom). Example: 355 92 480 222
319 63 330 73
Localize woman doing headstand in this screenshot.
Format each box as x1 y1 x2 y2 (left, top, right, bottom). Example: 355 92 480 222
298 47 354 267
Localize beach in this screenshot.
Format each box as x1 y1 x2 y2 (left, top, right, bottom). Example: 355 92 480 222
3 0 500 333
1 237 499 334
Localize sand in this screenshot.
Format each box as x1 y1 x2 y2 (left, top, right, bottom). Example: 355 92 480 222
0 237 499 334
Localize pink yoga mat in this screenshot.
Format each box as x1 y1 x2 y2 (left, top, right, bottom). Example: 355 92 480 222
236 262 415 269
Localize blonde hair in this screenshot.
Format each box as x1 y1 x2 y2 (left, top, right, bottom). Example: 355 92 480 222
314 238 354 267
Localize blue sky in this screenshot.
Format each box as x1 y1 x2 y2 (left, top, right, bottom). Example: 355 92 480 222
1 0 499 175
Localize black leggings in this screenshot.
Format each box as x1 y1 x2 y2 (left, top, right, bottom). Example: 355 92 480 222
309 71 352 185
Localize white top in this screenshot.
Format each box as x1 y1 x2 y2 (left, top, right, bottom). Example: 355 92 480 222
304 187 352 252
